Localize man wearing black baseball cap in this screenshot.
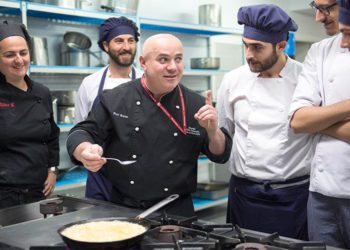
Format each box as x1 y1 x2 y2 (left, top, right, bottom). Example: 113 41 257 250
217 4 314 240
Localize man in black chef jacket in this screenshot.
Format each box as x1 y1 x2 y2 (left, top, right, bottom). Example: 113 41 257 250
67 34 232 216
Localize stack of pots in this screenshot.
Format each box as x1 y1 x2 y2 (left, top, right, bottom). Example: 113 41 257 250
61 31 92 67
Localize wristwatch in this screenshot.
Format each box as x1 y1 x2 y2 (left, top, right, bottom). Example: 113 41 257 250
48 166 58 175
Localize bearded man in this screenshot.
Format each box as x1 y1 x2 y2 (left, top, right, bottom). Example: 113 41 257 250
216 4 315 240
74 17 143 200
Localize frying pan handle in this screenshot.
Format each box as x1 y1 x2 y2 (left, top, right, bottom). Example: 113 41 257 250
135 194 179 220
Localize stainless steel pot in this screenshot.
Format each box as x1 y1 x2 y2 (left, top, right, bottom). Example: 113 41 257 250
52 91 76 106
30 36 49 65
52 97 58 123
61 32 91 67
190 57 220 69
198 4 221 27
58 106 75 124
100 0 139 15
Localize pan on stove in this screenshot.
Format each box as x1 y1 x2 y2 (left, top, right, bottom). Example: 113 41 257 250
57 194 179 249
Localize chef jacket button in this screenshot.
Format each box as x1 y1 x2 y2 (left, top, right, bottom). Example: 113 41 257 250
136 101 141 106
132 154 137 159
329 79 334 83
42 120 47 124
37 98 42 103
164 188 168 192
176 105 180 109
318 168 323 172
174 132 178 137
130 181 135 184
169 160 174 164
135 127 140 131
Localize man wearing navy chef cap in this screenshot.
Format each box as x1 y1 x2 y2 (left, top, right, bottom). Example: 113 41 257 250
74 16 143 201
290 0 350 248
217 4 314 240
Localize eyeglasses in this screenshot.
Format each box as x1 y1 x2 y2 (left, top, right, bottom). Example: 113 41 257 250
309 1 338 16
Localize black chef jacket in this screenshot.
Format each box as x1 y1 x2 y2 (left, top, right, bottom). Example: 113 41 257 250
67 79 232 213
0 73 60 187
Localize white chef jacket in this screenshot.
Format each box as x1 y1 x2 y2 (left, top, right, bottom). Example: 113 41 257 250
74 65 143 123
217 57 314 182
289 34 350 198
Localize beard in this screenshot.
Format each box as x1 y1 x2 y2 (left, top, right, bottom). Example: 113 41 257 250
108 49 136 67
247 47 278 73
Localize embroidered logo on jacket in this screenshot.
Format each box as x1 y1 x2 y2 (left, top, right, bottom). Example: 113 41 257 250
186 126 201 136
0 101 15 108
113 112 128 119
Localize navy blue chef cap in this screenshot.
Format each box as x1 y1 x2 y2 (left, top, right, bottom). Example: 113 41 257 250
337 0 350 25
0 21 31 47
237 4 298 43
98 16 140 52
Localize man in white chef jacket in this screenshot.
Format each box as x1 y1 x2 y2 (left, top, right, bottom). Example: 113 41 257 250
216 4 314 240
310 0 339 36
289 0 350 248
74 16 143 201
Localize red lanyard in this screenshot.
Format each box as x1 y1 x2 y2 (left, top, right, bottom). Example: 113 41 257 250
140 77 187 135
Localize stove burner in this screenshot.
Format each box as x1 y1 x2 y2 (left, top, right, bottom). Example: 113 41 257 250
234 243 268 250
157 225 182 242
39 198 63 218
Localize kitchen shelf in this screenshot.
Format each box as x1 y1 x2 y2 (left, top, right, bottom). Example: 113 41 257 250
0 0 20 9
193 196 227 211
0 0 20 16
55 162 227 211
30 65 102 74
25 2 136 25
140 17 242 36
30 65 226 77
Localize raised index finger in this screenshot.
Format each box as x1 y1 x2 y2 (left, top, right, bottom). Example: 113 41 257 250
205 90 212 106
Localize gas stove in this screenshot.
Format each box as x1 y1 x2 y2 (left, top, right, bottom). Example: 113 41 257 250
0 196 340 250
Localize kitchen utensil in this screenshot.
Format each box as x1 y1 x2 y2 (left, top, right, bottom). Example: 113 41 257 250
52 97 58 123
199 4 221 27
52 91 76 106
30 36 49 65
103 157 136 165
57 194 179 249
100 0 139 15
57 106 75 124
61 31 91 67
190 57 220 69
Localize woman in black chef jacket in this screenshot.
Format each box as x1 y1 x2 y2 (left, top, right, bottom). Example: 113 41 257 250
0 21 60 209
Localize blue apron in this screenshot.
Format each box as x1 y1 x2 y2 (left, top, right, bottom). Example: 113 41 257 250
227 174 309 240
85 66 136 201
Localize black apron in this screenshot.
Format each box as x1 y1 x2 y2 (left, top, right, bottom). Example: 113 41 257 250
85 66 136 201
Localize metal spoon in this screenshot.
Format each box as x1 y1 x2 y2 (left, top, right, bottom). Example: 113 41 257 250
103 157 136 165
